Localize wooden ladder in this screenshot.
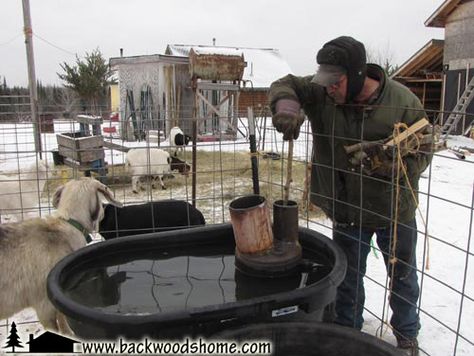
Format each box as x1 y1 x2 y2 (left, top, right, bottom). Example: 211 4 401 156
442 75 474 139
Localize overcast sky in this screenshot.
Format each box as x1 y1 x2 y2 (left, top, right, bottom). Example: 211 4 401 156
1 0 445 87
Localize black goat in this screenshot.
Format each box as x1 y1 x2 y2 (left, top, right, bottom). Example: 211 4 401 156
99 200 205 240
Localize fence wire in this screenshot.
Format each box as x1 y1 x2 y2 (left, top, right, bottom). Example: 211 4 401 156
0 104 472 356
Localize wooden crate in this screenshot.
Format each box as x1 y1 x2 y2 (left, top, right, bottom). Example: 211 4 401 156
57 133 104 163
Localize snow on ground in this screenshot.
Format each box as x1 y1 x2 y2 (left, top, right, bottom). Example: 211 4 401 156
0 120 473 355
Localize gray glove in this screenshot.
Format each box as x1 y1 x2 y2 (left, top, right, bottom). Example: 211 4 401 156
272 99 305 140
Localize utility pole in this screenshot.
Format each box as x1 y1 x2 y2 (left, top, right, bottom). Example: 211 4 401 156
22 0 42 158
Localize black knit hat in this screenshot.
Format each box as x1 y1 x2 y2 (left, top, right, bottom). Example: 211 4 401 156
315 36 367 102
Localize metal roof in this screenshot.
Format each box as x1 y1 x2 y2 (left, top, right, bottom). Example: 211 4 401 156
109 54 188 69
165 44 293 88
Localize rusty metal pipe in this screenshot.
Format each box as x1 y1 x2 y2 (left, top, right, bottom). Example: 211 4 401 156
229 195 273 254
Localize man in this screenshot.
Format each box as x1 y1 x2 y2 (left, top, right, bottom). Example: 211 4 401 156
269 36 431 356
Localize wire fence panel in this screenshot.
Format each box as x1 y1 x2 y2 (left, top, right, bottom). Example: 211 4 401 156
0 103 472 356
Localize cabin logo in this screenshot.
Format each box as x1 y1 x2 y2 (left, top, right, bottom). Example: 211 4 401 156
2 321 80 353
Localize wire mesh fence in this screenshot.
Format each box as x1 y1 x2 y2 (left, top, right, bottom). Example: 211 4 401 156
0 103 472 356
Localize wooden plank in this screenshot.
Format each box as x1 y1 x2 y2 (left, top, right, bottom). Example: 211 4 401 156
56 134 103 150
58 145 105 162
384 118 430 148
196 91 221 117
103 140 130 152
76 115 103 125
75 135 103 150
56 134 79 149
63 157 108 172
196 82 240 91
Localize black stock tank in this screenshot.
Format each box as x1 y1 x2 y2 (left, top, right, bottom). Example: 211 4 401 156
47 224 346 340
215 322 401 356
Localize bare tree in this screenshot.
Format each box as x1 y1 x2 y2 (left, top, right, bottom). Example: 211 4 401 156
366 42 399 77
56 87 80 118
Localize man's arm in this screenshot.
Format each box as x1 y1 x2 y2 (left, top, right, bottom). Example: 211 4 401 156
268 74 324 140
268 74 323 112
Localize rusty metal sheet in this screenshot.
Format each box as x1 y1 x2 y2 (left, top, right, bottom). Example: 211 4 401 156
189 48 246 81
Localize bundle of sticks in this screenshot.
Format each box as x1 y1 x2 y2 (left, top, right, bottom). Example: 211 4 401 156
344 118 446 172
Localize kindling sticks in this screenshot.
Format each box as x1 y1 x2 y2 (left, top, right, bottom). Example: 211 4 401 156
344 118 431 155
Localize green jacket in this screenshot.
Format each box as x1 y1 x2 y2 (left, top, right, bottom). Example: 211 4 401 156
269 64 431 228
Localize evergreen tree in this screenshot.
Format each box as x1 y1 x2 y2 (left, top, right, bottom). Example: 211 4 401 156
58 48 115 114
3 322 24 353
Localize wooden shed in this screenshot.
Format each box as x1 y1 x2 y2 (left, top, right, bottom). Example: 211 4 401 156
109 45 293 140
392 39 444 114
425 0 474 133
109 54 193 139
393 0 474 134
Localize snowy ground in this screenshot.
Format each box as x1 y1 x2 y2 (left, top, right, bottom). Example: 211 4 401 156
0 120 473 355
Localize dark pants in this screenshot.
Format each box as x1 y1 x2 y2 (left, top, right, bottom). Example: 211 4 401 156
333 219 420 339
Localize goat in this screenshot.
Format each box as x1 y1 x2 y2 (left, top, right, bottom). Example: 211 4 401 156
0 177 122 333
0 160 48 221
99 200 206 239
126 148 190 193
170 126 191 156
170 155 191 176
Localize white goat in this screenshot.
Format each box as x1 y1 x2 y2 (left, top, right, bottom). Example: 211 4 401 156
0 177 122 333
169 126 191 156
126 148 172 192
0 160 48 221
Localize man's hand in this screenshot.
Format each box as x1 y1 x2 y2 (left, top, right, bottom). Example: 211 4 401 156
361 145 401 179
272 99 305 140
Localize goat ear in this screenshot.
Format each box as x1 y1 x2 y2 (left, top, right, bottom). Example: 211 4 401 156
91 192 101 222
97 184 123 208
52 185 65 208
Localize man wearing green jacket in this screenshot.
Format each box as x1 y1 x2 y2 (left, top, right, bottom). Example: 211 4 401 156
269 36 431 356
